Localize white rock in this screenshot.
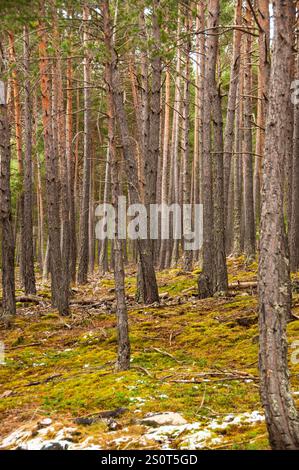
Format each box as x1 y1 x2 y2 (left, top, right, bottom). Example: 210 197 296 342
38 418 52 428
140 412 187 427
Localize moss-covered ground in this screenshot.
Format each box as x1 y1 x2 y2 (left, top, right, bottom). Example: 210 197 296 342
0 256 299 449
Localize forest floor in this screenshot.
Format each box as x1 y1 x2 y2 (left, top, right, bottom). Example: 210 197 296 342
1 257 299 450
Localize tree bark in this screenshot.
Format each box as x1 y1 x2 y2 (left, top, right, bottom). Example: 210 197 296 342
198 0 219 298
22 26 36 295
38 17 69 315
78 4 92 284
0 49 16 324
258 0 299 450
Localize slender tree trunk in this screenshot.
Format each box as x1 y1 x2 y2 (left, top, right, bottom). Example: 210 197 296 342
53 6 70 305
7 32 25 289
103 0 130 370
22 26 36 294
170 11 182 267
243 6 255 260
103 4 159 305
99 146 110 274
254 0 270 229
258 0 299 450
159 67 171 269
223 0 242 252
213 81 228 293
78 4 91 284
66 57 77 283
198 0 219 298
181 2 193 272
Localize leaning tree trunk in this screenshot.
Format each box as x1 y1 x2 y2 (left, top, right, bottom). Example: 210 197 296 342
0 51 16 324
258 0 299 450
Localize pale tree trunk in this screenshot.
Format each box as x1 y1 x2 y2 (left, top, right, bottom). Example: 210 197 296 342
254 0 270 228
181 1 193 272
99 146 110 274
159 67 171 269
223 0 242 252
192 1 205 263
0 49 16 324
7 32 26 289
66 57 77 283
103 0 130 370
22 26 36 294
232 82 242 256
258 0 299 449
243 6 255 260
170 11 182 267
78 4 91 284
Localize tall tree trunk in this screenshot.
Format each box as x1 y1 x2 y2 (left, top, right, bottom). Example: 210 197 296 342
170 11 182 267
103 0 130 370
213 81 228 293
52 6 70 304
0 50 16 324
254 0 270 228
7 32 25 289
78 4 91 284
258 0 299 450
102 1 159 305
159 67 171 269
66 57 77 283
243 6 255 260
290 33 299 272
38 17 69 316
223 0 242 253
198 0 219 298
181 1 193 272
22 26 36 294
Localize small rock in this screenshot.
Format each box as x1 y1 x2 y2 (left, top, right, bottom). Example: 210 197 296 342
37 418 53 429
41 441 69 450
140 412 187 427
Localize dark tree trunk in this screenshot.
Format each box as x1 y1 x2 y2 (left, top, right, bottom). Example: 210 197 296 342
198 0 220 298
0 56 16 324
38 18 69 316
22 26 36 295
103 0 130 371
258 0 299 450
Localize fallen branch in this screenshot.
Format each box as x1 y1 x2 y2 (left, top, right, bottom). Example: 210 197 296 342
145 347 182 364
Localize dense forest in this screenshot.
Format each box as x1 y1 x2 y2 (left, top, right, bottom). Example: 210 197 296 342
1 0 299 453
